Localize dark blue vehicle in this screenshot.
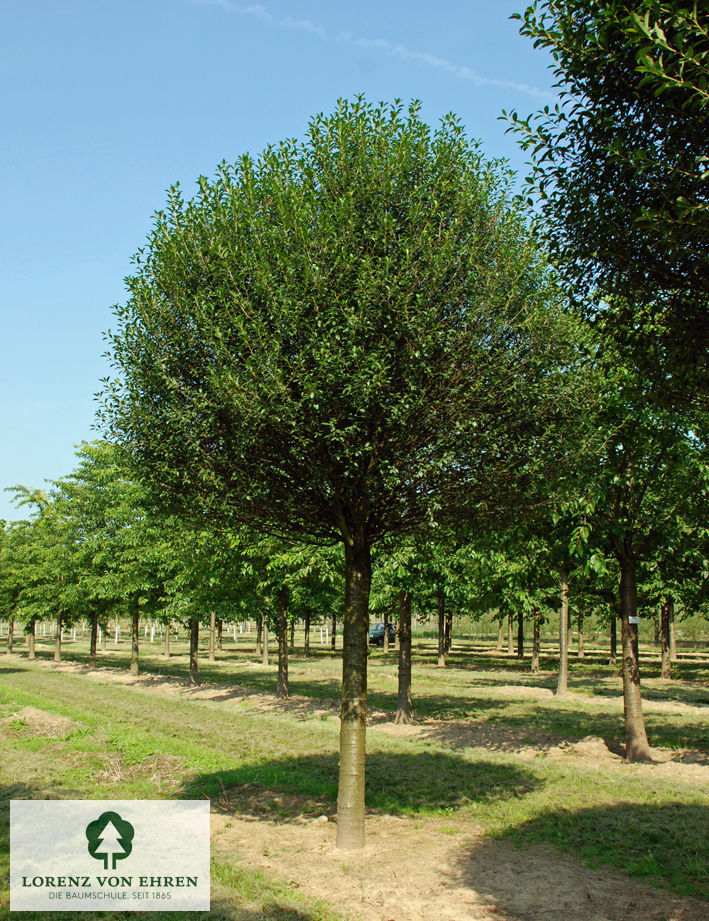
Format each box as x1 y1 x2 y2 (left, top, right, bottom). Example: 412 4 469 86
368 622 396 646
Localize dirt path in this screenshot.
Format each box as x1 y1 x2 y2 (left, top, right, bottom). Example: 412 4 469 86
6 656 709 920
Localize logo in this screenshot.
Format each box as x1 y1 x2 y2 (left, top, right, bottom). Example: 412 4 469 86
85 811 135 870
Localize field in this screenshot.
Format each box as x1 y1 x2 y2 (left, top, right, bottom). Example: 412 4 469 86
1 627 708 921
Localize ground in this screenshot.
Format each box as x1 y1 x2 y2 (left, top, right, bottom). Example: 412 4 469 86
1 633 708 920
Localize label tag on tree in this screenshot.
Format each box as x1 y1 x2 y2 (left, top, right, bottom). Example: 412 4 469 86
10 800 210 911
627 616 640 625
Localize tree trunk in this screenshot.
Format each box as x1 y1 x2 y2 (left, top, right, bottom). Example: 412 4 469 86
262 622 269 666
289 616 295 652
256 615 263 656
164 620 171 658
618 553 652 761
27 620 35 660
54 614 62 663
444 602 452 655
7 618 14 653
556 568 569 696
610 612 617 666
277 587 289 699
90 611 98 668
189 616 199 685
304 608 310 656
507 612 514 656
496 621 504 652
331 608 337 651
436 589 446 667
516 610 524 658
577 610 585 658
395 590 413 724
383 605 390 653
661 599 672 680
337 535 371 850
130 606 139 676
531 613 541 674
217 618 223 650
669 605 677 661
653 614 660 646
208 610 216 662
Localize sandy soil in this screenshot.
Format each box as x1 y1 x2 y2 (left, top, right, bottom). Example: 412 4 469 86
6 655 709 921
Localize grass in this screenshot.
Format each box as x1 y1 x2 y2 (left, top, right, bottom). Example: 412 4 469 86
1 631 708 912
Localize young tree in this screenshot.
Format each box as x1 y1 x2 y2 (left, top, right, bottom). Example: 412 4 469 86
104 98 585 848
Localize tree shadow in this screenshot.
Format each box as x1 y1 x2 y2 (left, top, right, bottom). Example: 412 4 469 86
180 750 542 819
463 802 709 906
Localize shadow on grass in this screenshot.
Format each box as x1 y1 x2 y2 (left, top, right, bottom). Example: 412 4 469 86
181 750 542 818
494 802 709 902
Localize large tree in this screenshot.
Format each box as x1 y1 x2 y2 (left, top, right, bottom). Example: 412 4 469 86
509 1 709 397
104 98 583 848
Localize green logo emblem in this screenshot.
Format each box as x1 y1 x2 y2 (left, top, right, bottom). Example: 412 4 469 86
85 811 135 870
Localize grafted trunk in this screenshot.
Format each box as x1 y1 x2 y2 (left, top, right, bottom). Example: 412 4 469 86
27 620 35 660
661 599 672 680
304 608 310 655
337 535 371 850
208 610 216 662
531 613 541 674
556 568 569 696
395 590 413 724
516 610 524 658
331 608 337 651
189 616 200 685
444 603 452 655
130 606 139 676
277 587 288 700
54 613 63 663
7 618 14 653
437 589 446 667
507 612 514 655
610 613 617 666
262 622 269 666
383 605 390 653
618 553 652 761
577 611 585 658
89 612 98 668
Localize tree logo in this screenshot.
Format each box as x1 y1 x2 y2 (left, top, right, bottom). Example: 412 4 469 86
85 811 135 870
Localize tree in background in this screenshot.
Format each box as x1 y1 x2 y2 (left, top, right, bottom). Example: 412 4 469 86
103 98 584 847
509 1 709 398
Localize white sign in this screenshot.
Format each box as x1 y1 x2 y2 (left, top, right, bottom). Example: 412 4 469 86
10 800 210 911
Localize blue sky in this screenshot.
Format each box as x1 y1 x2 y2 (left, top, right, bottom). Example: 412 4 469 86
0 0 556 521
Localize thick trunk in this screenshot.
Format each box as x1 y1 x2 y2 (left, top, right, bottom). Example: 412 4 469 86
304 608 310 656
383 605 390 653
262 622 269 666
577 611 585 658
507 612 514 655
619 554 652 761
661 599 672 680
54 614 62 663
90 612 98 668
277 587 289 699
444 603 452 655
336 536 371 850
610 613 617 666
395 590 413 724
331 608 337 651
164 620 171 658
556 568 569 696
437 589 446 667
208 610 216 663
496 621 504 652
516 610 524 658
531 613 541 674
256 616 263 656
130 606 139 676
189 616 199 685
28 620 35 660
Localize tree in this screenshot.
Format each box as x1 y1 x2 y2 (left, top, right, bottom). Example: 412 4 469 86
509 1 709 398
104 97 585 848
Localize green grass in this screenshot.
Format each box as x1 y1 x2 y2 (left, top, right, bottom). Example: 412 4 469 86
1 637 708 910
